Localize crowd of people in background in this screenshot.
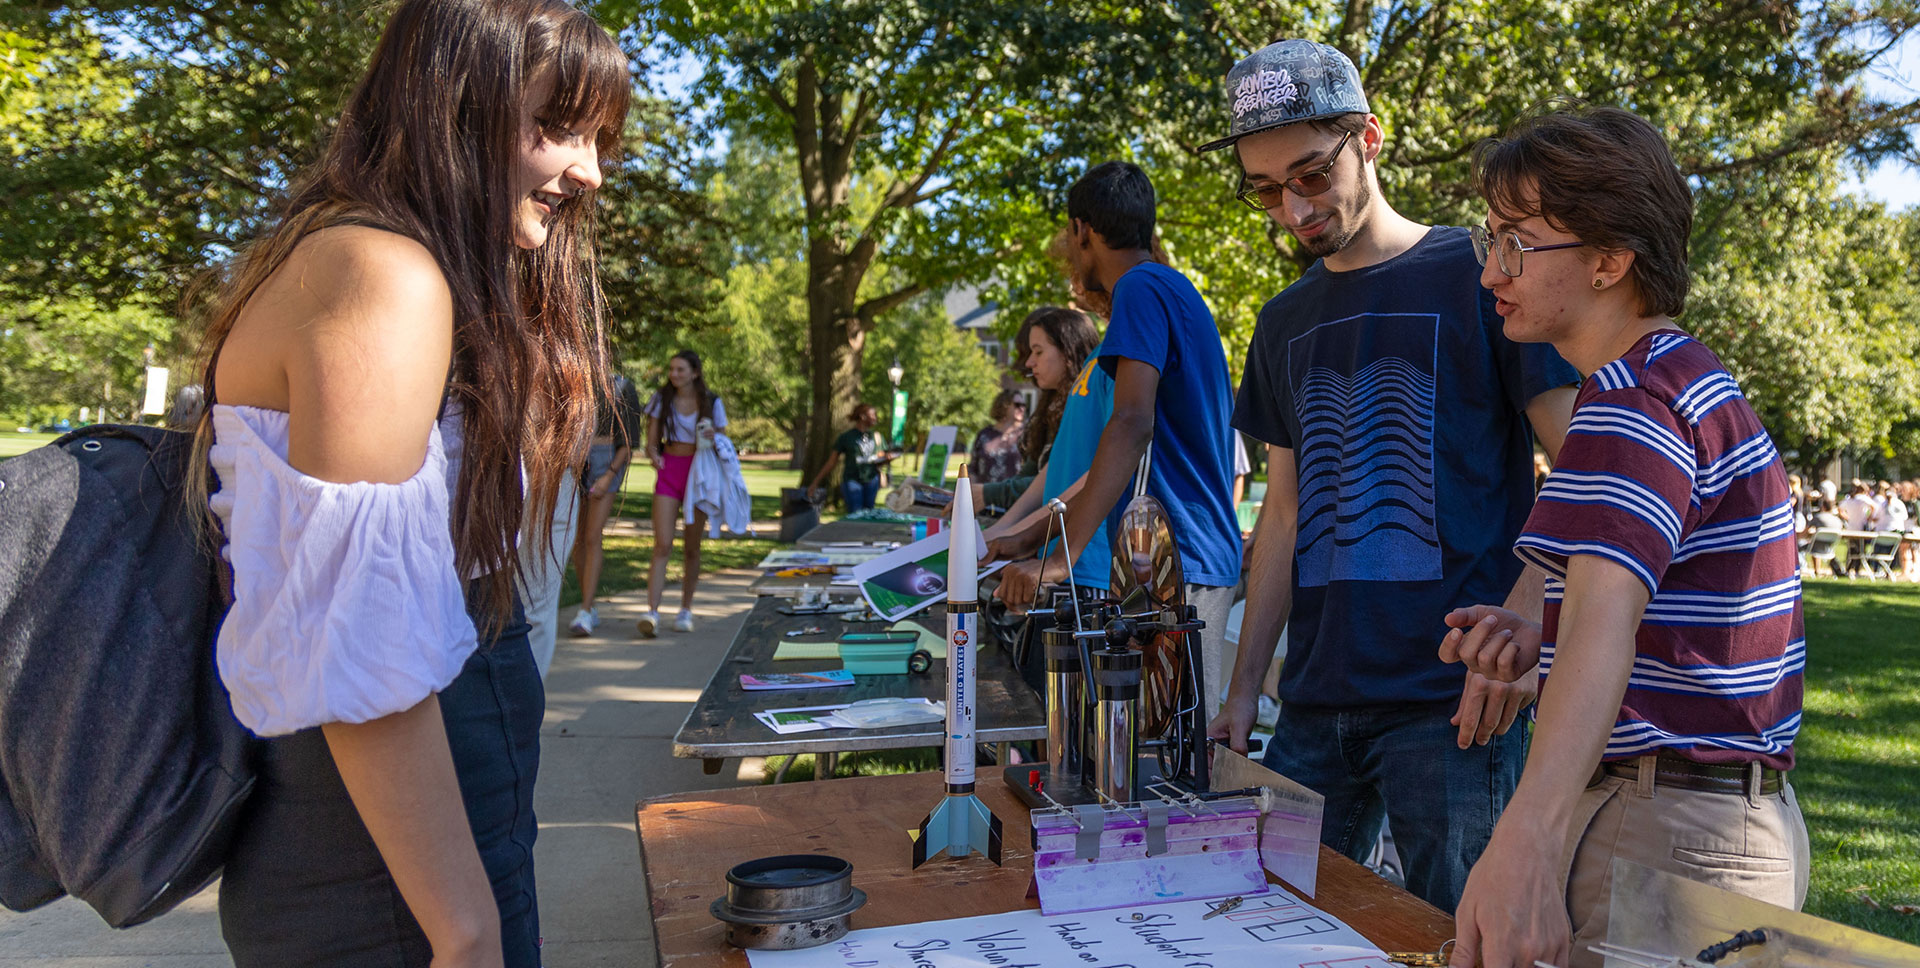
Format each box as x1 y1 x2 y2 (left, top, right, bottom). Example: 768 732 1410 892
1789 474 1920 579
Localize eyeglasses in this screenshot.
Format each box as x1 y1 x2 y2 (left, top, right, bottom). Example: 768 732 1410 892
1235 131 1353 211
1470 224 1586 277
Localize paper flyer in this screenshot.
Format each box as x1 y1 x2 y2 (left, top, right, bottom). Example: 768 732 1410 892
744 889 1393 968
847 526 1004 622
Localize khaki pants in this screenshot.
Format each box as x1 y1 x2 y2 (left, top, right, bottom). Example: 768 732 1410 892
1562 759 1810 968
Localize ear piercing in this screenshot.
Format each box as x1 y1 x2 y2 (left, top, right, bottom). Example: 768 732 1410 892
1592 278 1605 290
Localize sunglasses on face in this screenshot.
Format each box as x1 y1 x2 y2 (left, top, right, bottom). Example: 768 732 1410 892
1235 130 1353 211
1470 224 1586 277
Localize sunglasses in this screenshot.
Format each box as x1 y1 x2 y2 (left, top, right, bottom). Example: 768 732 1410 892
1470 224 1586 277
1235 130 1352 211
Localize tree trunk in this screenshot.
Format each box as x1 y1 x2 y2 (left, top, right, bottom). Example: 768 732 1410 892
801 251 865 485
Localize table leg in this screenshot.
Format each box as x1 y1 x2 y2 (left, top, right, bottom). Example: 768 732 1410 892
701 758 725 776
814 752 838 781
993 742 1010 767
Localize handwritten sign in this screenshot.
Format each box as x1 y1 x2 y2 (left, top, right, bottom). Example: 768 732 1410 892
745 889 1395 968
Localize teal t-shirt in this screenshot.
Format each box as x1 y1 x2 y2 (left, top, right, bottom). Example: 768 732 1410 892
1043 347 1116 590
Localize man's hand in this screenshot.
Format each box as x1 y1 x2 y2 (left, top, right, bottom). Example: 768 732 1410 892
1440 605 1542 682
1452 669 1537 749
1451 818 1571 968
985 523 1044 563
1206 690 1259 757
993 557 1054 611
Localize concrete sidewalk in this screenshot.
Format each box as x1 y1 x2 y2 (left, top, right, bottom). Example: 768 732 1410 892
0 570 768 967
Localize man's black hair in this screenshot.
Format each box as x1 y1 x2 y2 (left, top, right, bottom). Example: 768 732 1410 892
1066 161 1156 251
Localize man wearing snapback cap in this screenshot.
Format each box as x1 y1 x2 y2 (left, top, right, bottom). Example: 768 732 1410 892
1201 39 1580 911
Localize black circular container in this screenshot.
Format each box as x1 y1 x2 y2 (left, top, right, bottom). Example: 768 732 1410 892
709 854 868 950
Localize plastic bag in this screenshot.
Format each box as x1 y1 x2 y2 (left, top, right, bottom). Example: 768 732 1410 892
833 698 945 728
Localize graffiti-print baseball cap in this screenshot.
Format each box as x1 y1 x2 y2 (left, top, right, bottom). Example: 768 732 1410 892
1198 39 1369 153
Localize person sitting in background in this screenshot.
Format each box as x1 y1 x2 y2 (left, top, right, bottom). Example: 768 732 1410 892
1810 495 1844 531
968 389 1027 485
1839 480 1877 530
1899 480 1920 579
806 403 895 512
1838 481 1878 576
1874 480 1907 533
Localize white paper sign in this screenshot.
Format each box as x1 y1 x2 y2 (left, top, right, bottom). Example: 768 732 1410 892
745 890 1395 968
142 366 170 416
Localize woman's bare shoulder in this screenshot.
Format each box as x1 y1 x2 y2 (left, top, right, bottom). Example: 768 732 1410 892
224 224 461 484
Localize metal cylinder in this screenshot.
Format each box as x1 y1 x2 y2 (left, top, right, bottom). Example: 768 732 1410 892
1042 613 1085 791
1089 647 1142 803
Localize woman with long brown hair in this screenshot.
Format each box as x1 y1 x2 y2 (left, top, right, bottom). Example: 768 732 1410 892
192 1 626 963
636 349 726 636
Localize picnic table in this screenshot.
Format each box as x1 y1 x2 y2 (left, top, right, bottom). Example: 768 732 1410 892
634 770 1454 968
671 597 1046 779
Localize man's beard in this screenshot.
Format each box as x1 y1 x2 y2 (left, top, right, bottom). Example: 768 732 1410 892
1300 175 1372 258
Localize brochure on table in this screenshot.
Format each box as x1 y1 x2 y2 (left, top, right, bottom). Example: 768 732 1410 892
744 889 1394 968
848 527 1005 622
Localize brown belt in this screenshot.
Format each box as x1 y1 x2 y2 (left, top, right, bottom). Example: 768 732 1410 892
1594 753 1785 797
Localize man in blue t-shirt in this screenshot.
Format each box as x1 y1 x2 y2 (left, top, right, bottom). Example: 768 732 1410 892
996 161 1243 717
1196 40 1579 912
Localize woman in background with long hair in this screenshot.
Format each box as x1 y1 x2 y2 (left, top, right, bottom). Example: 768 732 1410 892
192 1 628 963
636 349 727 637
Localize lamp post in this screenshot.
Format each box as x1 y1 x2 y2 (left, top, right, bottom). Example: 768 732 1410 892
887 358 907 449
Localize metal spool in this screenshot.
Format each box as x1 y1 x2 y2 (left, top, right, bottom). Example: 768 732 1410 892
710 854 868 950
1108 494 1188 743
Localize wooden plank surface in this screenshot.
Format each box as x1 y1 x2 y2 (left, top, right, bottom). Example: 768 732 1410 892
671 598 1046 760
636 771 1453 968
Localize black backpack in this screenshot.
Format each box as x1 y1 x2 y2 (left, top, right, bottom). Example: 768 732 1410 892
0 424 259 927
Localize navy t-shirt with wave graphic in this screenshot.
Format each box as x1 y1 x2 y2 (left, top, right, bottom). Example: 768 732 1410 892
1233 226 1579 707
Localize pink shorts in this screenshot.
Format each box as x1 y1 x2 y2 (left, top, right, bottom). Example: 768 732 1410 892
656 452 693 501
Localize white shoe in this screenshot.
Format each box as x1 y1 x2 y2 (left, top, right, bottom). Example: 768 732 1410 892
673 609 694 633
637 610 659 638
568 606 597 638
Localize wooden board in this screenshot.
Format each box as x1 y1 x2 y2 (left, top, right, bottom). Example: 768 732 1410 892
671 598 1046 761
636 771 1453 968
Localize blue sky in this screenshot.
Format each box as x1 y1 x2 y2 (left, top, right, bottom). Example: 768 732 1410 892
1841 30 1919 210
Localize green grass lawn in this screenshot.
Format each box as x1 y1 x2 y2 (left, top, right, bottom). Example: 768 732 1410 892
0 432 59 459
1795 578 1920 943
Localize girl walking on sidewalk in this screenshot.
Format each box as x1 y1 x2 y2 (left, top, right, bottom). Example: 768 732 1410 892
638 350 727 636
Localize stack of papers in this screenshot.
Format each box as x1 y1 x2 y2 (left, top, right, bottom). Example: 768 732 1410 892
739 670 855 691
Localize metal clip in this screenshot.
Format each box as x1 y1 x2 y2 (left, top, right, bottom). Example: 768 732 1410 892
1388 939 1456 967
1201 895 1244 920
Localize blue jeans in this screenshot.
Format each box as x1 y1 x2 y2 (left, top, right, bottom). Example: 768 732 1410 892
1261 699 1524 912
221 600 544 967
842 476 880 511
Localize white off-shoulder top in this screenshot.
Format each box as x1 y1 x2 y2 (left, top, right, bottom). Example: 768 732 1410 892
207 404 478 737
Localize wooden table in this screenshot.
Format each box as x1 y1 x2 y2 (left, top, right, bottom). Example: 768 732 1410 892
795 517 914 549
671 598 1046 776
635 771 1453 968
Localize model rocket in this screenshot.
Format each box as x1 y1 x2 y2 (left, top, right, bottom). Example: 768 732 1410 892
911 463 1005 867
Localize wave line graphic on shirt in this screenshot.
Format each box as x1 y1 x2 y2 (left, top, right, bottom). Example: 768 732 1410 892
1288 313 1441 586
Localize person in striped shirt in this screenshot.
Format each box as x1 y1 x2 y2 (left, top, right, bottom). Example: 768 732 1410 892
1439 106 1809 968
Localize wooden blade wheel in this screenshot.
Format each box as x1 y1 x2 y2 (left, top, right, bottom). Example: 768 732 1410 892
1109 494 1187 744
